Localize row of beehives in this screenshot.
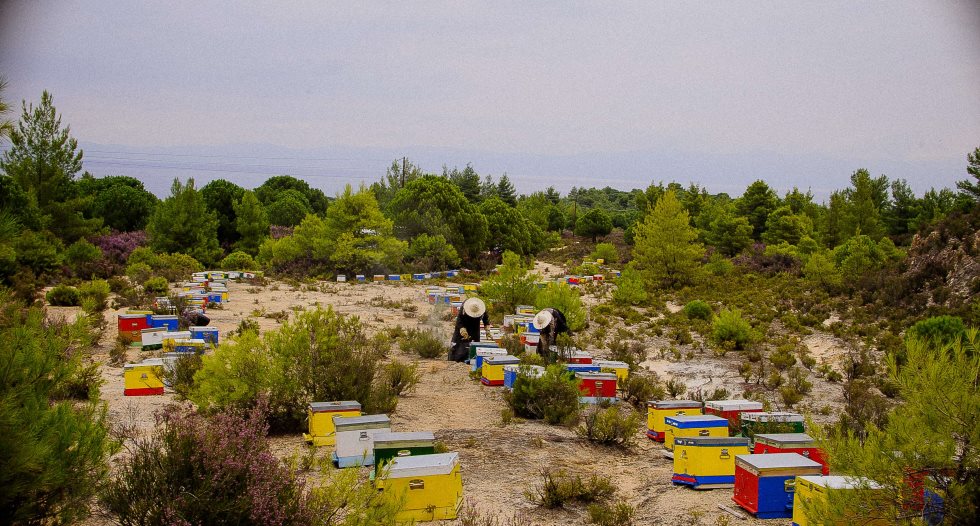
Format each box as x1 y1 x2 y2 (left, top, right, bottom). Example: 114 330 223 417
337 270 462 283
302 401 463 523
121 326 219 396
190 270 260 282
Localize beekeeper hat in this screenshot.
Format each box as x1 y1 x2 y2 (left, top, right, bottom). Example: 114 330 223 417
532 309 553 330
462 297 486 318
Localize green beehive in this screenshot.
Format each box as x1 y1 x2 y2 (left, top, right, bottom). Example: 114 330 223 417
373 431 437 478
739 412 805 442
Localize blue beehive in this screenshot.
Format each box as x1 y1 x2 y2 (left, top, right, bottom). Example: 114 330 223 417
412 273 426 280
148 314 179 331
733 453 824 519
356 275 366 282
387 274 401 281
446 270 457 277
207 292 223 304
565 363 600 374
504 364 544 389
190 326 219 345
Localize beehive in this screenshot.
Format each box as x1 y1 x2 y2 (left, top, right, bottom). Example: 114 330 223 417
503 364 544 389
356 275 366 282
647 400 704 442
672 436 751 489
123 359 165 396
664 415 729 451
303 401 362 446
189 326 219 345
733 453 824 519
704 399 764 434
377 453 463 523
593 360 629 382
481 355 519 386
753 433 829 475
472 347 506 371
467 341 500 361
740 412 805 441
515 305 536 315
792 476 886 526
148 314 179 331
140 327 168 350
373 431 437 478
566 350 593 364
160 331 192 347
333 414 391 467
565 363 600 375
388 274 401 281
576 372 618 403
373 274 385 282
118 313 149 341
171 338 207 353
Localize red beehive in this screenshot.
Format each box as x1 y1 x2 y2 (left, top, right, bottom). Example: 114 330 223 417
117 313 150 341
733 453 823 519
752 433 829 475
704 399 763 434
567 350 593 364
576 372 617 403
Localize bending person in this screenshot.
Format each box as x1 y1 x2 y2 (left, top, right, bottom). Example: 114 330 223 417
448 297 490 362
532 307 569 358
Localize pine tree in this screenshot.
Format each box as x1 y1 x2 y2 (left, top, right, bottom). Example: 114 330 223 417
233 190 269 255
735 180 778 240
147 178 222 265
841 169 888 240
955 146 980 203
0 75 13 141
497 174 517 206
632 190 704 289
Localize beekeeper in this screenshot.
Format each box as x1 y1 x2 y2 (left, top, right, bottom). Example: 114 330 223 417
448 297 490 362
532 307 569 358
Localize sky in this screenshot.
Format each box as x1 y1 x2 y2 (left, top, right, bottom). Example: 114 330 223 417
1 1 978 199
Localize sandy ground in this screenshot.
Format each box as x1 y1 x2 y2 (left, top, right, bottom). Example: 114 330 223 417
78 276 852 525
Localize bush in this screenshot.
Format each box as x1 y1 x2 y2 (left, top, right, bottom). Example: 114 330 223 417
907 315 966 347
100 403 310 525
143 276 169 295
607 339 648 371
620 373 665 409
399 328 445 359
480 251 539 315
64 238 103 276
535 281 587 331
380 360 421 396
156 252 204 282
220 250 259 270
0 293 115 524
78 279 111 311
682 300 712 320
611 263 648 306
712 308 753 350
125 262 153 284
191 307 397 432
589 243 619 264
526 469 616 509
46 284 81 306
588 501 636 526
163 353 203 400
577 405 641 448
506 364 581 425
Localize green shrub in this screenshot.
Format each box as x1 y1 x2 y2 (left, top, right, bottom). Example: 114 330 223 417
46 284 81 306
607 339 648 371
589 243 619 264
665 377 687 398
620 373 665 409
907 315 966 347
682 300 712 320
399 328 444 359
380 360 420 396
219 250 258 271
78 279 111 311
526 469 616 509
0 292 115 524
535 281 587 331
125 262 153 284
64 238 103 276
506 364 581 425
611 263 647 306
191 306 396 432
588 500 636 526
712 308 753 350
143 276 169 295
480 251 539 315
501 333 525 356
156 252 204 282
577 405 641 448
164 353 203 400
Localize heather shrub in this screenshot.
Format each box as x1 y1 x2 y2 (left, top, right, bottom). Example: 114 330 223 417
712 307 753 350
682 300 712 320
506 364 580 425
525 469 615 509
380 360 421 396
577 405 641 448
92 230 147 264
607 338 647 371
191 306 397 432
0 292 115 524
400 328 444 359
46 284 81 306
100 402 309 525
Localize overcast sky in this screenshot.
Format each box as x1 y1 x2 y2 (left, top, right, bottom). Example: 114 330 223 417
1 1 978 198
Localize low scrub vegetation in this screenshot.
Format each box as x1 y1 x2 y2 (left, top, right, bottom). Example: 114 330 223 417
577 405 641 448
399 327 444 359
525 469 616 509
505 364 580 425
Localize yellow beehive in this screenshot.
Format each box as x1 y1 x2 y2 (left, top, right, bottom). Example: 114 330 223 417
594 360 629 382
672 436 751 489
664 415 729 451
377 452 463 523
123 359 165 396
646 400 703 442
793 475 887 526
303 401 362 446
480 355 519 386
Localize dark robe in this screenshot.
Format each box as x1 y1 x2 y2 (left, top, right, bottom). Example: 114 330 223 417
537 307 569 357
448 310 489 362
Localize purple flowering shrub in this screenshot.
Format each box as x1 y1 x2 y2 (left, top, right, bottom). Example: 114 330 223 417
92 230 147 264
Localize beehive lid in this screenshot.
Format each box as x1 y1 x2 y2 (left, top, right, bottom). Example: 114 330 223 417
162 331 192 339
485 355 520 365
648 399 703 409
705 399 763 411
741 411 804 423
309 401 361 413
664 415 728 428
574 372 618 381
151 315 179 320
797 475 882 490
736 453 823 474
677 436 751 448
190 326 218 332
141 327 166 334
504 364 520 372
594 360 629 368
334 414 390 430
172 338 207 345
755 433 815 447
387 452 459 478
476 348 506 357
373 431 436 448
119 313 147 319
